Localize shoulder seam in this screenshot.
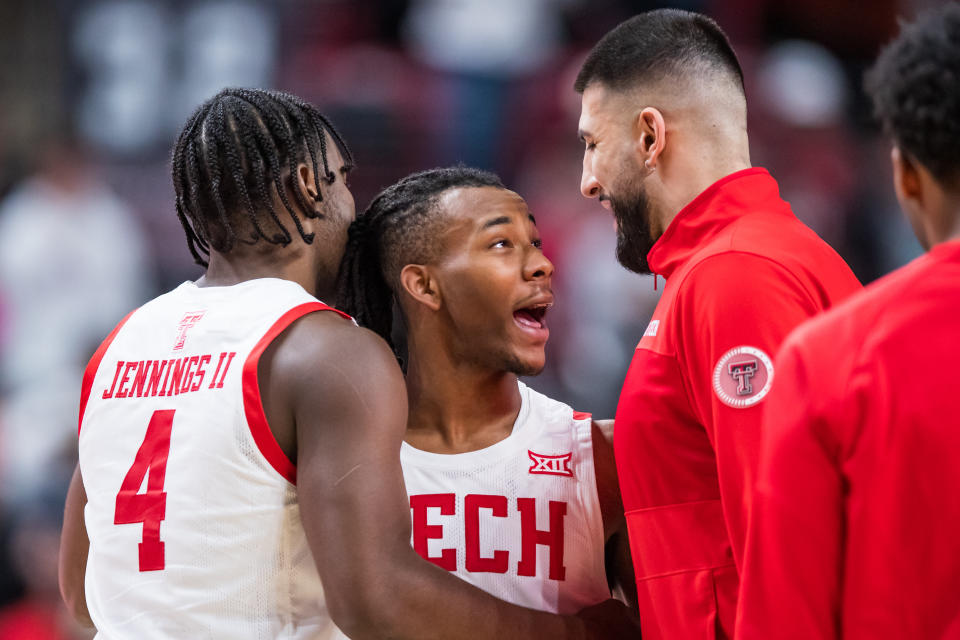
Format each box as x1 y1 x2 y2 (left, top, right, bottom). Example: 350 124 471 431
675 250 818 310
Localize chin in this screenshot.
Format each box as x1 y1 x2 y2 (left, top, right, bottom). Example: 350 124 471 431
505 353 546 377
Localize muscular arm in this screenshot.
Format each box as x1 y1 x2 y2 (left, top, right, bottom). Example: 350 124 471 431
262 314 634 640
59 464 94 628
592 421 637 610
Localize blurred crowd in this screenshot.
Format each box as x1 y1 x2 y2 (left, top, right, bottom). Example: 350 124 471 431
0 0 936 636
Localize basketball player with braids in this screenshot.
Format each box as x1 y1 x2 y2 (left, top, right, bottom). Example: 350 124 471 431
337 167 638 620
58 89 636 639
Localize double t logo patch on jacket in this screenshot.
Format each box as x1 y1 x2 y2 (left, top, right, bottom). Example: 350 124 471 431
712 345 774 408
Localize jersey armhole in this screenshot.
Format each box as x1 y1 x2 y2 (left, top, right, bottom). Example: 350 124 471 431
242 302 351 485
573 413 610 593
78 309 138 435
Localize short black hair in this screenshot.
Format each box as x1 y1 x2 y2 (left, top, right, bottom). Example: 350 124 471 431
336 166 504 352
171 88 353 267
574 9 744 95
865 3 960 186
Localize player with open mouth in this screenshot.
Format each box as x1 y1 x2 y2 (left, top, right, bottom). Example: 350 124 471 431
336 165 638 630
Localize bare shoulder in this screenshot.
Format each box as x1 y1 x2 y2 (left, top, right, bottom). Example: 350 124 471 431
258 310 407 462
593 419 614 443
591 420 615 474
267 312 404 400
274 312 397 371
590 420 622 539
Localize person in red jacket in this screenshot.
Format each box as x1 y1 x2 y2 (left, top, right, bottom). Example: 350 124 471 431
574 9 862 638
736 6 960 639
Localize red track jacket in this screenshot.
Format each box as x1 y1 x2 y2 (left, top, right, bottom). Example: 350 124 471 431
737 239 960 639
615 168 861 639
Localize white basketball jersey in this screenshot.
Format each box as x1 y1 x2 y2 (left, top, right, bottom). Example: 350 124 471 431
78 278 349 640
400 381 611 614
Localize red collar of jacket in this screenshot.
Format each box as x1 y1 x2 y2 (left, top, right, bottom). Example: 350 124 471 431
647 167 787 279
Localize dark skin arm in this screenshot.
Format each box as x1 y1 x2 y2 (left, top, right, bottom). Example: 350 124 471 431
59 464 94 628
261 313 637 639
592 420 638 610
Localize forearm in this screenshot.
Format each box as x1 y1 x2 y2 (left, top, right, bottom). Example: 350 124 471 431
607 531 637 610
59 464 94 628
332 546 587 640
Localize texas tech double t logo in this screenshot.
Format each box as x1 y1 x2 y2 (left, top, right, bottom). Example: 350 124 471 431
713 345 775 409
728 359 759 396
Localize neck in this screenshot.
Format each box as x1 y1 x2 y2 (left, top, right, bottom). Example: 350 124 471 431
404 331 522 454
655 124 751 236
938 193 960 245
199 248 318 297
945 219 960 244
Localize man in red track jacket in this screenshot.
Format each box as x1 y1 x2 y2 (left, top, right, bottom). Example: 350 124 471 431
737 6 960 638
574 10 862 638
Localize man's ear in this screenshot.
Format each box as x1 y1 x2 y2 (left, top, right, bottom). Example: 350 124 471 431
635 107 666 170
296 162 325 216
399 264 441 311
892 146 923 208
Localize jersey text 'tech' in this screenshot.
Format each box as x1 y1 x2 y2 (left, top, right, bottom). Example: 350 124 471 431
411 494 568 581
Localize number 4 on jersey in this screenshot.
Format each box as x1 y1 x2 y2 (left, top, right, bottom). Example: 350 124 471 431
114 409 174 571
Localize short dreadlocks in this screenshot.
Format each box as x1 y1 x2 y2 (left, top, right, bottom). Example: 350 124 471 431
171 87 353 266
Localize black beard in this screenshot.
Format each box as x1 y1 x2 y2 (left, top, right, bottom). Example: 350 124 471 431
610 180 656 274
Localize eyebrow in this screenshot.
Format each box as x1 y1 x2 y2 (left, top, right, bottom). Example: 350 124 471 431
481 216 512 230
480 213 537 230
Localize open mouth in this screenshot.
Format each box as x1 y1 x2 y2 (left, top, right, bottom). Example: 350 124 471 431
513 303 550 330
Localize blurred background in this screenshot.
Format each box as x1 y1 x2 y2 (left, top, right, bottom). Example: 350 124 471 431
0 0 942 635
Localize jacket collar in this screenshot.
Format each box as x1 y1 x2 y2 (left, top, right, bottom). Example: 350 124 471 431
647 168 788 279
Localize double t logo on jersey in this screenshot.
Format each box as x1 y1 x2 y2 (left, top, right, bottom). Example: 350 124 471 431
173 311 206 351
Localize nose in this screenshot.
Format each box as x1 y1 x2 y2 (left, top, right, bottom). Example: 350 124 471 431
524 246 555 282
581 157 600 199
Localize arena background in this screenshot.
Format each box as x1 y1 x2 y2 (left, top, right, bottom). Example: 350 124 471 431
0 0 941 635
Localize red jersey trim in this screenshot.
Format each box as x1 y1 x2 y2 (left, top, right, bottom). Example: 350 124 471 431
78 309 138 435
242 302 351 485
572 411 592 421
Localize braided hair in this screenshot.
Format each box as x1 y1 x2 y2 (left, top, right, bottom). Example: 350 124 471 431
171 88 353 267
336 166 505 353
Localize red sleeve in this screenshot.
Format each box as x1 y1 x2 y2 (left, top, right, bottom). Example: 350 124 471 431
676 252 821 567
735 330 845 640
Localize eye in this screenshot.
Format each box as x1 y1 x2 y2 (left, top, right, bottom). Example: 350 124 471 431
585 141 596 151
532 238 543 249
490 238 512 249
340 168 351 187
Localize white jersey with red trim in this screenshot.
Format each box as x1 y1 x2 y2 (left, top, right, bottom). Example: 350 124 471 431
78 278 348 640
400 381 611 614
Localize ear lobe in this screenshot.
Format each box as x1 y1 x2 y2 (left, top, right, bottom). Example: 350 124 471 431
636 107 666 169
399 264 441 312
